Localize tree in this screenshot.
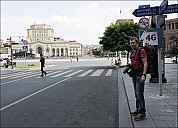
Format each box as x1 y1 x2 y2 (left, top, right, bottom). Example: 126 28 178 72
99 21 140 53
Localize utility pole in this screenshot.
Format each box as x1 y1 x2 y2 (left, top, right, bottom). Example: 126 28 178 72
6 37 19 69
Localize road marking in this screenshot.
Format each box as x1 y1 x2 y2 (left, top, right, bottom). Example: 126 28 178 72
90 69 104 76
64 70 83 77
78 69 93 77
0 77 71 111
1 73 41 85
50 70 73 78
36 70 63 78
1 71 31 79
8 71 40 79
105 69 113 76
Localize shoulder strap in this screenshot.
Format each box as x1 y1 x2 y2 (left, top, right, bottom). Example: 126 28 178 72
137 47 143 70
137 47 142 61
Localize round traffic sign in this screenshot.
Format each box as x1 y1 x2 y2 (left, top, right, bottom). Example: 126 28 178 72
138 17 150 28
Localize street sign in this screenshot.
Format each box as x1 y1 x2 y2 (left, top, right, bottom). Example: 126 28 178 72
22 46 28 52
140 28 164 47
138 18 149 28
23 40 28 46
133 4 178 17
132 7 159 17
139 5 150 9
139 30 145 42
162 4 178 14
159 0 168 15
141 31 158 46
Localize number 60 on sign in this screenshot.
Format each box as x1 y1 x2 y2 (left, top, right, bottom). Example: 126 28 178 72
141 31 158 46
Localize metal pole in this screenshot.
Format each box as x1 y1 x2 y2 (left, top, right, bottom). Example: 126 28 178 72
176 39 178 64
163 37 165 80
10 37 13 69
155 15 163 96
25 51 27 69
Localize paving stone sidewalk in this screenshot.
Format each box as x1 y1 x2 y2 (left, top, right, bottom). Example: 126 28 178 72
120 64 178 128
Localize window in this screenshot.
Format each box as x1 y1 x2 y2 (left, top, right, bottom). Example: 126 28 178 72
172 23 174 30
176 23 178 29
168 24 171 30
164 26 166 31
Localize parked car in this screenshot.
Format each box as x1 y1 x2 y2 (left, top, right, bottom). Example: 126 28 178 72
171 56 178 63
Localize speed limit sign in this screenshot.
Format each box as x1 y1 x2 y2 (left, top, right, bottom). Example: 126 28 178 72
140 31 158 46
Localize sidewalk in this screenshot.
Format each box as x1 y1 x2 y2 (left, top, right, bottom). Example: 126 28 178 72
120 64 178 128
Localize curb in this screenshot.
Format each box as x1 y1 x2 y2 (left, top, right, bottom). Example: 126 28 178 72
118 67 135 128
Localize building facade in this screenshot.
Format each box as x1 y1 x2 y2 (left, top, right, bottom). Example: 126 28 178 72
164 18 178 52
10 24 83 58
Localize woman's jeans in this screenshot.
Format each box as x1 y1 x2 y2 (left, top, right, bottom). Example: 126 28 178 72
132 74 146 114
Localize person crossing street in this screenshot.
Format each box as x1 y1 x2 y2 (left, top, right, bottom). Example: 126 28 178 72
40 54 47 77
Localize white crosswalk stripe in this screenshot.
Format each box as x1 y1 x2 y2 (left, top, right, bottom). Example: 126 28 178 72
64 70 83 77
8 71 40 79
105 69 113 76
50 70 73 78
1 71 33 79
1 69 114 80
77 69 93 77
35 70 61 78
90 69 104 76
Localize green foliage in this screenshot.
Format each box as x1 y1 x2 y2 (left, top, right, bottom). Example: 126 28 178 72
99 21 140 52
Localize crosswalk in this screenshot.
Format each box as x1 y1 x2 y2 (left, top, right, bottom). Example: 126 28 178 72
1 68 115 80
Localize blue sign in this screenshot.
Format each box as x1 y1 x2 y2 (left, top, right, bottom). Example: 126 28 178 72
132 7 159 17
133 4 178 17
139 30 145 42
22 46 28 52
159 0 168 15
145 28 164 48
162 4 178 14
139 5 150 9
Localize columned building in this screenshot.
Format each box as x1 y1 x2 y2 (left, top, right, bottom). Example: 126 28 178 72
164 18 178 52
12 24 83 58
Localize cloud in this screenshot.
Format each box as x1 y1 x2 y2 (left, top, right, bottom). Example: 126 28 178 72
1 1 177 45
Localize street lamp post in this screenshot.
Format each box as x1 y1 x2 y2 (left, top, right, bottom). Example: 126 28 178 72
6 37 19 69
6 37 13 69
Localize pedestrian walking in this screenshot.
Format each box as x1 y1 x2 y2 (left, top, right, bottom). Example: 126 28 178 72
129 37 148 121
5 58 10 68
40 54 47 77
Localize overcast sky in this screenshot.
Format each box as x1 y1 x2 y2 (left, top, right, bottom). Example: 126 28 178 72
1 1 177 45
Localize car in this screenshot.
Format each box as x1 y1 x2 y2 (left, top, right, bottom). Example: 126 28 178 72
171 56 178 63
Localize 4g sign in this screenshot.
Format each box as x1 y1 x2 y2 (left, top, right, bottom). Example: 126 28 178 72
141 31 158 46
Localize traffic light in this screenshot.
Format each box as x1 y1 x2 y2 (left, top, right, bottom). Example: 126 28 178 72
150 16 165 28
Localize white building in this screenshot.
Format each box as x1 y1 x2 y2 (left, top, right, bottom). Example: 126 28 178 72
11 24 83 58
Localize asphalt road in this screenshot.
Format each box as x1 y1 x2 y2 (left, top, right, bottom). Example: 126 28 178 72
1 58 128 127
